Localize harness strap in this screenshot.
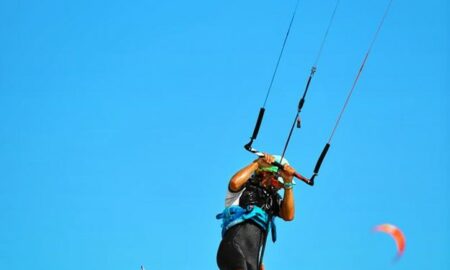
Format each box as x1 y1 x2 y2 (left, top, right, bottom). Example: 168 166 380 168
216 205 277 242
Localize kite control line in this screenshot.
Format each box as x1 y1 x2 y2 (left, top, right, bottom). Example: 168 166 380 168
240 2 393 270
244 0 300 152
245 0 340 187
279 0 340 162
309 0 394 182
257 213 273 270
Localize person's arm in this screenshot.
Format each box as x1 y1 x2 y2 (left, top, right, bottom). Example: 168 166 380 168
228 161 259 192
229 154 274 192
279 164 296 221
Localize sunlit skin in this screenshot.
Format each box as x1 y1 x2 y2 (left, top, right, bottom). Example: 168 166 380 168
229 153 296 222
227 154 296 270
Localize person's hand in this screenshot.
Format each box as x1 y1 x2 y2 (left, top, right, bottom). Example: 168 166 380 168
256 153 275 169
279 164 295 183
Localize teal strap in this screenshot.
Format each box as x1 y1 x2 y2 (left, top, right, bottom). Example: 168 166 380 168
216 205 277 242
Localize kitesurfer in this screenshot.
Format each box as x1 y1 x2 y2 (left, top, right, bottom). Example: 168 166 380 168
216 153 296 270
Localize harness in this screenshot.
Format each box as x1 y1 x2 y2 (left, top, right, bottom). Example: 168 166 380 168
216 205 277 243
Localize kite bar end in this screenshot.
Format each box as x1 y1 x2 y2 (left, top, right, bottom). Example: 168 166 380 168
294 171 314 186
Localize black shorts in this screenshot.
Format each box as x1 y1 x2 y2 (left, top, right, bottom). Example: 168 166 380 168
216 221 266 270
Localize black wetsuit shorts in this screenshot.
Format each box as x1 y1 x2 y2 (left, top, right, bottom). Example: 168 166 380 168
217 221 266 270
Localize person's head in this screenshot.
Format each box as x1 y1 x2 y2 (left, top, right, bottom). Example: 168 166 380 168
256 155 293 190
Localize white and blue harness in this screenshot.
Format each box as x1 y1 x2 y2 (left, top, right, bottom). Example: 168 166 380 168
216 205 277 242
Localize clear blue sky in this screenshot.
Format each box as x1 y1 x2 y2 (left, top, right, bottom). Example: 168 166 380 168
0 0 448 269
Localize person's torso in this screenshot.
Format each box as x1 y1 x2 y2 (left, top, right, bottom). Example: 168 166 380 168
225 175 281 217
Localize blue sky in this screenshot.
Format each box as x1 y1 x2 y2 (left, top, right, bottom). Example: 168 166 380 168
0 0 448 269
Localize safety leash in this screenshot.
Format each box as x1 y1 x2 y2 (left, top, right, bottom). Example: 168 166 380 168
257 214 273 270
279 0 341 162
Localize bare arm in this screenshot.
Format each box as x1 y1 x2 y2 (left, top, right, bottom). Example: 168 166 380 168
279 164 296 221
229 154 274 192
228 161 259 192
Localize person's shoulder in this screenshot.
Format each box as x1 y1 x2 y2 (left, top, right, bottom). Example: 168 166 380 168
225 187 245 207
